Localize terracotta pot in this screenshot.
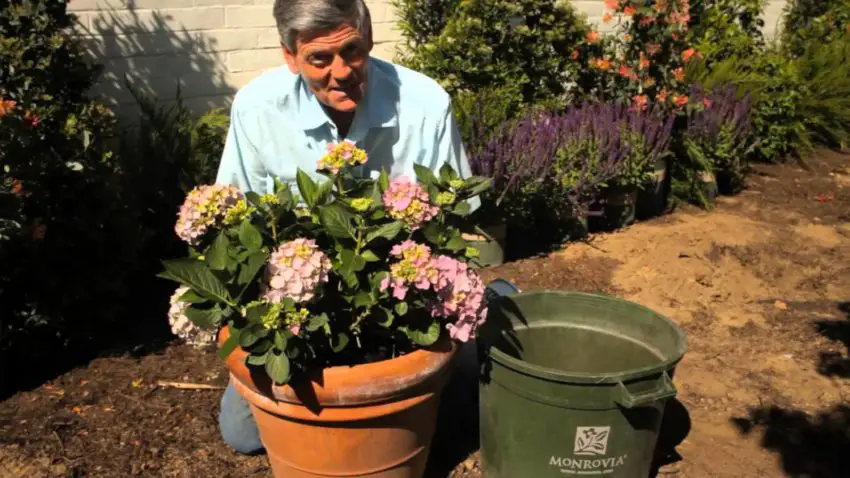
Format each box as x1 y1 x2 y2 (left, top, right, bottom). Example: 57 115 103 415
218 327 457 478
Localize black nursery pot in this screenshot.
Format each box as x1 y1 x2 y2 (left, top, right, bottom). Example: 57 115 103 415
588 186 638 233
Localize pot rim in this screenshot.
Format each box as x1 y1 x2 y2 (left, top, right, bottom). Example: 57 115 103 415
219 326 457 409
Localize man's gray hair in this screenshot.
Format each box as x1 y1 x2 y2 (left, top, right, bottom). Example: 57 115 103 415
273 0 372 52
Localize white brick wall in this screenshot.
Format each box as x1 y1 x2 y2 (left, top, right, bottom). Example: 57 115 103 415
72 0 789 117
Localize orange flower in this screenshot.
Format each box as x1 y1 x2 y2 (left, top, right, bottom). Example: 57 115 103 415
618 65 637 80
623 33 633 41
0 99 16 118
643 77 656 87
654 0 668 12
672 95 689 107
632 95 649 111
10 179 23 195
604 0 620 10
603 13 614 23
639 55 650 70
586 31 601 43
682 48 698 62
30 219 47 240
657 90 669 103
673 67 685 82
703 98 713 109
592 57 613 71
646 43 661 56
570 50 580 60
623 5 636 16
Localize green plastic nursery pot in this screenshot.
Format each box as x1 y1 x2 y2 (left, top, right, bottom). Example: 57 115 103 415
478 291 687 478
588 187 638 232
637 158 668 220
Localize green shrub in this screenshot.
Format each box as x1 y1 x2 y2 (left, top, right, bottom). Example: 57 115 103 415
687 0 765 64
399 0 590 107
392 0 459 51
0 0 146 375
782 0 850 57
687 50 810 163
793 32 850 151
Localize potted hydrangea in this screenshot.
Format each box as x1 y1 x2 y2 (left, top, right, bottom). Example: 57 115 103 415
159 142 492 478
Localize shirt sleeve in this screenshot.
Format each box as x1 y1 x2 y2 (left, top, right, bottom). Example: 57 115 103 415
433 101 481 213
215 100 270 194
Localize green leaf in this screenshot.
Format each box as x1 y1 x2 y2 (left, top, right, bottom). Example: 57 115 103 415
394 302 409 316
331 333 350 353
306 313 329 332
370 271 389 294
341 249 367 273
378 169 390 191
354 291 374 309
376 307 394 327
365 221 404 243
158 259 232 304
439 162 458 182
318 204 355 239
461 177 493 196
239 324 266 348
249 339 272 355
265 351 291 384
184 305 223 328
445 235 467 252
360 250 380 262
218 328 241 360
316 179 333 205
237 251 269 288
246 351 269 366
275 180 294 207
245 303 269 324
452 201 471 216
238 220 263 251
245 191 263 207
421 221 442 245
413 163 437 186
371 210 386 220
178 289 208 304
402 319 441 346
206 233 229 270
274 330 288 350
296 170 318 207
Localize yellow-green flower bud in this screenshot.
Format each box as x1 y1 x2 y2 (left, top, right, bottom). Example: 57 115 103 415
261 303 284 330
449 179 465 189
351 197 374 212
224 199 255 225
435 191 456 205
260 193 280 205
465 246 480 258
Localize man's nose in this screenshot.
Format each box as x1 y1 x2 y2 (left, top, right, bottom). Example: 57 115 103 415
330 56 353 83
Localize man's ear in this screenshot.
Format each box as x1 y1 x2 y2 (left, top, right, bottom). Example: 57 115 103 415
281 43 299 74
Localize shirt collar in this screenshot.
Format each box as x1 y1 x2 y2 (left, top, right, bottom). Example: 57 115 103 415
296 59 399 132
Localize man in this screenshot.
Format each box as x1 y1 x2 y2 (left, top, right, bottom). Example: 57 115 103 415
215 0 492 455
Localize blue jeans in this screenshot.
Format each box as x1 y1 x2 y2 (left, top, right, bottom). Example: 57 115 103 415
218 279 520 455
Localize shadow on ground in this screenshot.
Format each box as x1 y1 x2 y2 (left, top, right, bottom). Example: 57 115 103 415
815 302 850 378
732 404 850 477
650 399 692 476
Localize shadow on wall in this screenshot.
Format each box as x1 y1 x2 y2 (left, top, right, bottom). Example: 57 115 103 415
77 4 235 119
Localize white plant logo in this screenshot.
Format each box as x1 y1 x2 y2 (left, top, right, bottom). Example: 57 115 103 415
573 426 610 456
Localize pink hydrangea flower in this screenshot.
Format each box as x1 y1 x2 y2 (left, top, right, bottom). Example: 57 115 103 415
380 241 437 300
318 140 368 174
168 286 216 348
175 184 243 245
428 256 488 343
382 177 439 230
264 238 332 304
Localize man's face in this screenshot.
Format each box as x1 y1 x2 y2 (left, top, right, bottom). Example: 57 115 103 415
282 23 371 113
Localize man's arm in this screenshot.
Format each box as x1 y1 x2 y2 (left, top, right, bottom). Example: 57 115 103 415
215 100 270 194
432 102 482 213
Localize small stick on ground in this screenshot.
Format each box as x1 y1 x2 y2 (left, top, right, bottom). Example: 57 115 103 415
155 381 225 390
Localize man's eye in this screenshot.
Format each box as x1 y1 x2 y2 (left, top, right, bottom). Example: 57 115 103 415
308 54 332 66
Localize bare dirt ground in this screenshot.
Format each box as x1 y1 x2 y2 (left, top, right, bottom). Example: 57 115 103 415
1 150 849 477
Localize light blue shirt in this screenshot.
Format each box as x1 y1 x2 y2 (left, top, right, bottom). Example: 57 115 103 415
215 57 479 211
